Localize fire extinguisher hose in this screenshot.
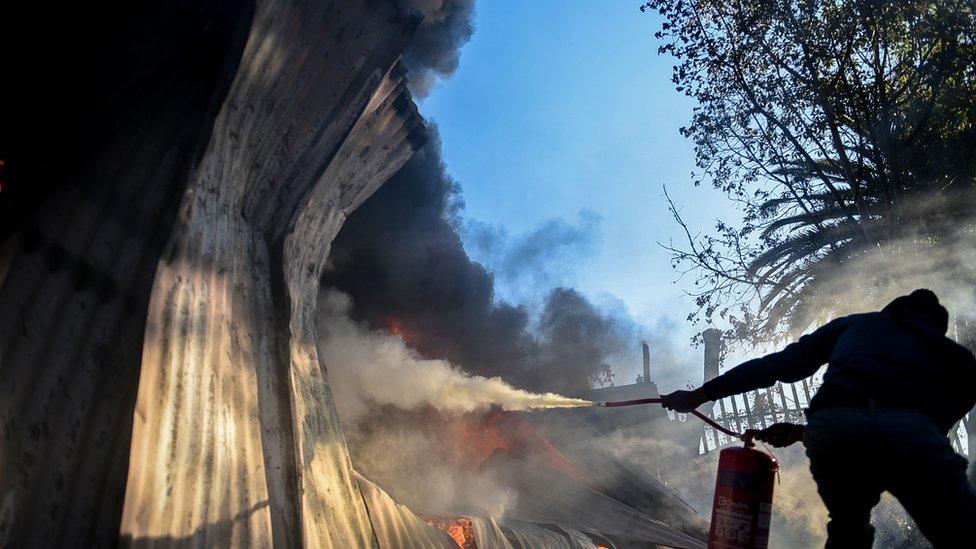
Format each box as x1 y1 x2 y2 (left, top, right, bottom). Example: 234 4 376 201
598 397 744 439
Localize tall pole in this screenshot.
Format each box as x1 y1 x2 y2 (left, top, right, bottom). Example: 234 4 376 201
642 341 651 384
702 329 722 383
702 329 732 439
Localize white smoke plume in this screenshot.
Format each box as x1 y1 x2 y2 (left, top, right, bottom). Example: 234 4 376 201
773 193 976 343
342 412 517 517
316 289 543 517
317 289 589 425
765 448 829 548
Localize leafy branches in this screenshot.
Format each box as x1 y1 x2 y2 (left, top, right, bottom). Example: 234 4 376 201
644 0 976 344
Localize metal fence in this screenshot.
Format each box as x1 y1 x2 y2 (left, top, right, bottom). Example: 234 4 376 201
697 373 972 456
698 379 820 453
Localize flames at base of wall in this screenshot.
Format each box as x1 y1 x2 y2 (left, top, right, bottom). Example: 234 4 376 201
421 516 476 548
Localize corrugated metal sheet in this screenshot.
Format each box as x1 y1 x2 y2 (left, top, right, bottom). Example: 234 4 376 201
120 1 426 546
0 4 253 545
354 472 457 549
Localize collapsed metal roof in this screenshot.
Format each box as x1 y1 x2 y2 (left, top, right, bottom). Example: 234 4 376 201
354 407 709 548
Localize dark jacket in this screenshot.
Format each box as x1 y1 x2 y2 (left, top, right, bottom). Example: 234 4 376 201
702 312 976 432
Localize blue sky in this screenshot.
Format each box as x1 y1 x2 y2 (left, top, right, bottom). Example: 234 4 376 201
417 1 741 385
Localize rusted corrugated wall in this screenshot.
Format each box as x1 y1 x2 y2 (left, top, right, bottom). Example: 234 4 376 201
119 0 426 546
0 2 255 545
1 0 426 546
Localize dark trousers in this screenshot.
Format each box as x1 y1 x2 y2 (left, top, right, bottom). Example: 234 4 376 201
804 408 976 548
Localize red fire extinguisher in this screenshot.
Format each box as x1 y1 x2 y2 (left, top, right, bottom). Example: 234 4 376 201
596 397 779 548
707 440 778 548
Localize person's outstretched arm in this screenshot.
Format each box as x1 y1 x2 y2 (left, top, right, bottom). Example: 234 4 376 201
662 317 849 412
746 423 805 447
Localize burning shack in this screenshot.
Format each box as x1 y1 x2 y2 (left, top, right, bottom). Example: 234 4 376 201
346 404 710 548
325 337 725 548
1 2 734 547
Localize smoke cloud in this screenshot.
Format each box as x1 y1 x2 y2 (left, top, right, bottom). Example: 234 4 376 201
341 406 517 516
775 192 976 347
322 127 646 396
398 0 476 97
317 127 665 523
464 211 602 305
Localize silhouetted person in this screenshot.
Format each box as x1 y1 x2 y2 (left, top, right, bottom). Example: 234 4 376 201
662 289 976 548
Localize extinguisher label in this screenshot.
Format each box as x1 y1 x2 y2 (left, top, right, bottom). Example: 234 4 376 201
758 502 772 531
713 507 754 545
757 503 773 545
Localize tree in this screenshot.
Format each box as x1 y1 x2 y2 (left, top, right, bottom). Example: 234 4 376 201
643 0 976 346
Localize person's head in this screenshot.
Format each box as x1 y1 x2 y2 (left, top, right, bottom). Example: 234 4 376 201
882 289 949 333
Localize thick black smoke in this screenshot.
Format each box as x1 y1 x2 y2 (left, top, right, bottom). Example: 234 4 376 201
532 288 635 391
398 0 476 96
322 128 638 395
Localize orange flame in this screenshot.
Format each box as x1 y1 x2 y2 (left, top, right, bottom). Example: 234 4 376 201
422 515 476 548
385 317 420 345
451 409 605 493
452 409 512 468
388 319 403 335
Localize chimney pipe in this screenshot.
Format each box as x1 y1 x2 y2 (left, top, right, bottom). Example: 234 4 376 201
702 328 722 384
641 341 651 383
